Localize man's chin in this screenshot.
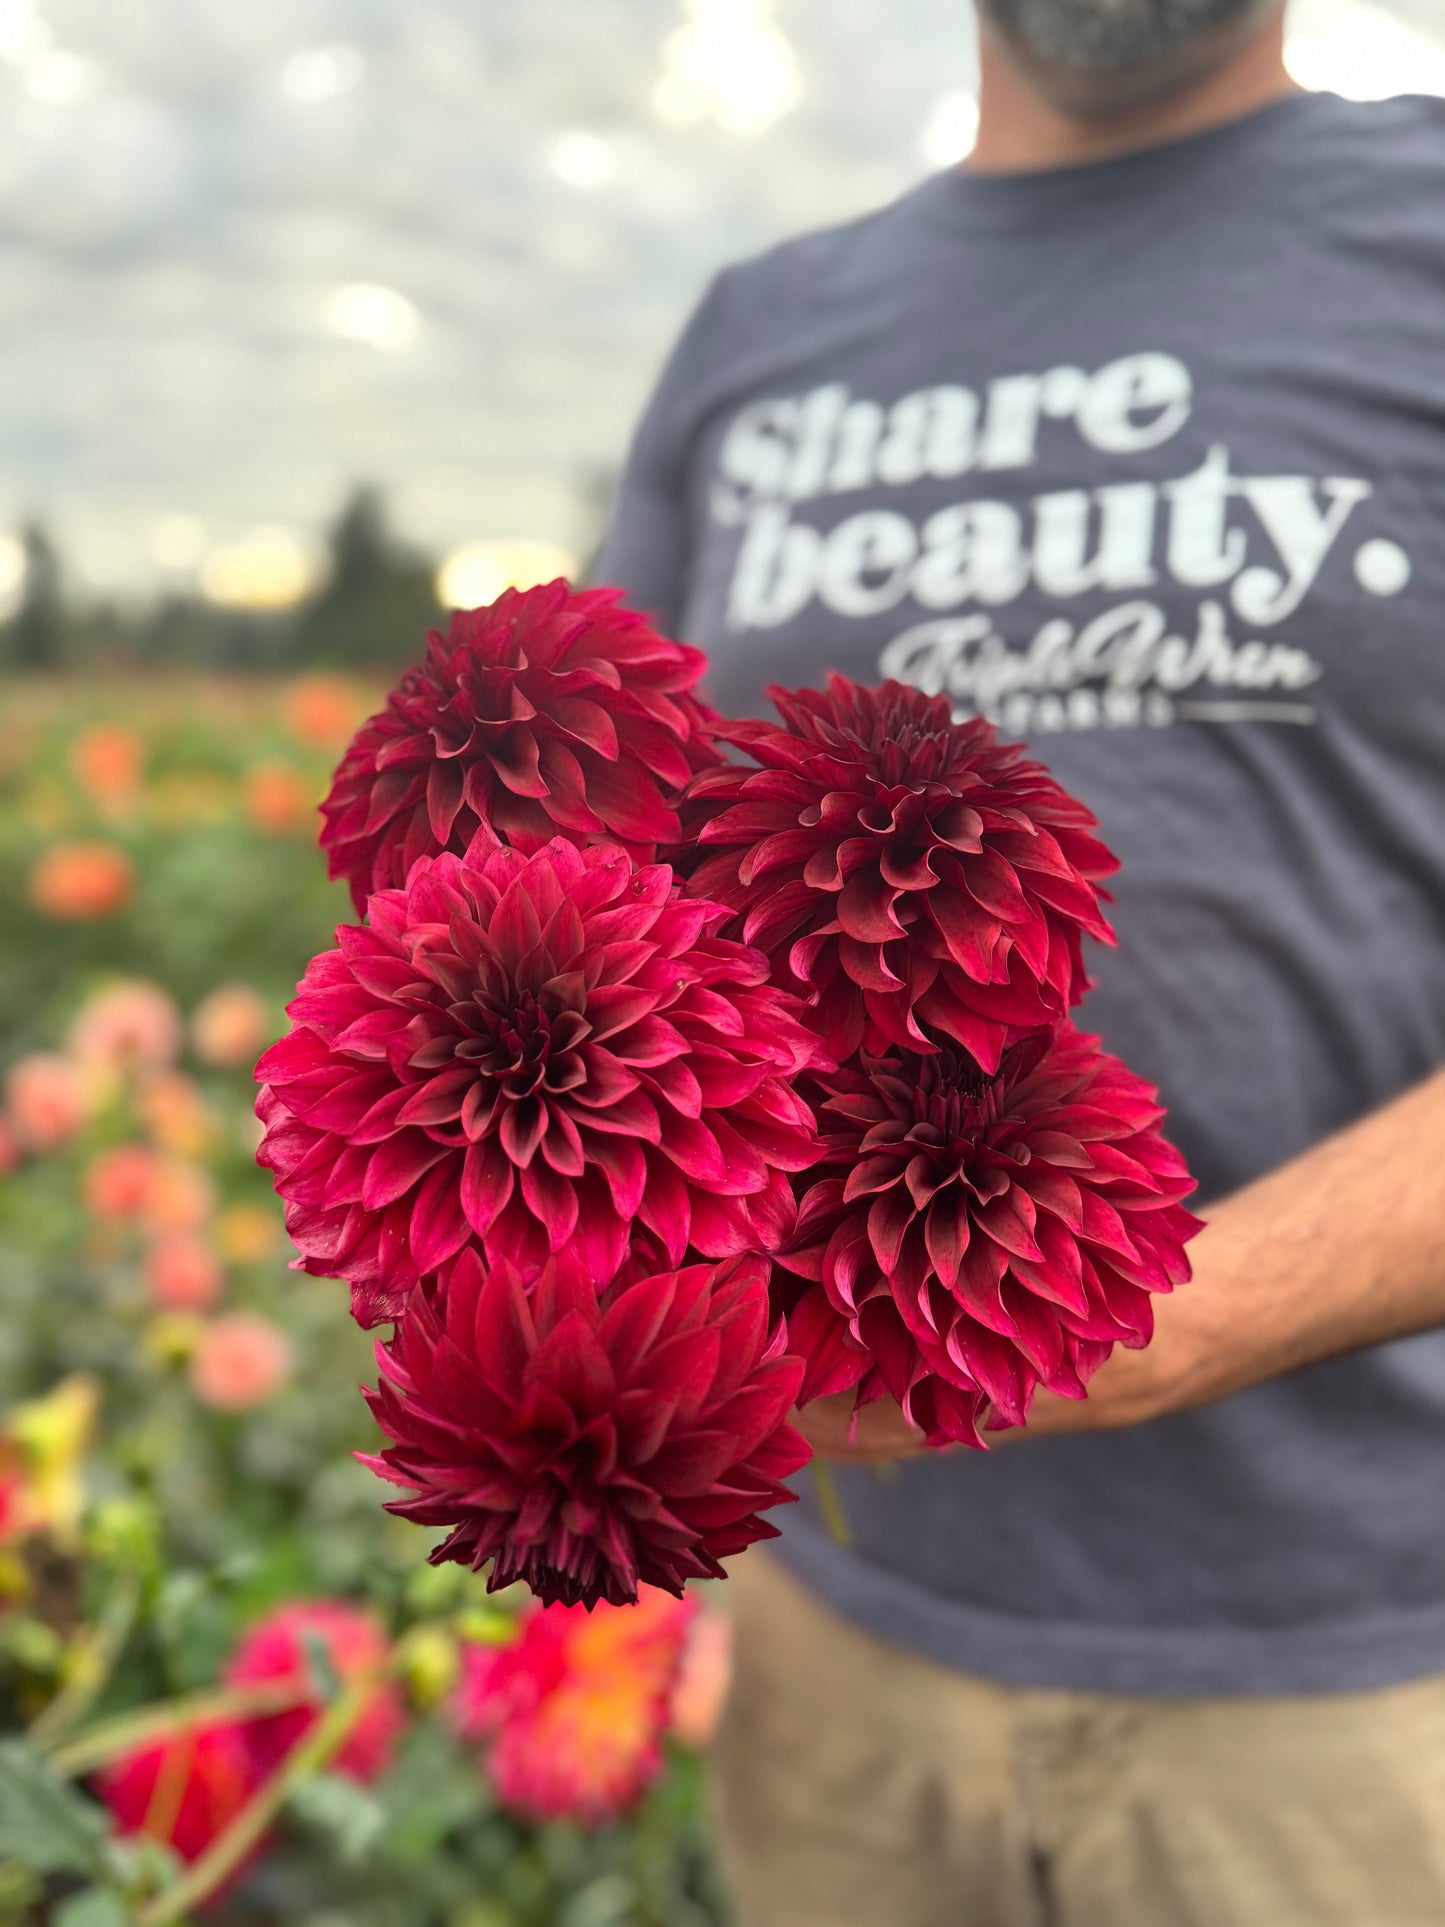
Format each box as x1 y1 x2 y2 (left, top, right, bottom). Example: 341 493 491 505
979 0 1281 118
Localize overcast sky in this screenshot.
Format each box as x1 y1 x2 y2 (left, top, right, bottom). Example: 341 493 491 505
1 0 1442 605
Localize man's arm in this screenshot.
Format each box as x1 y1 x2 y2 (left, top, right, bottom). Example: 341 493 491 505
797 1065 1445 1462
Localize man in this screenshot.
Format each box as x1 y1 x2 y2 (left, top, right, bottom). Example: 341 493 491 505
596 3 1445 1920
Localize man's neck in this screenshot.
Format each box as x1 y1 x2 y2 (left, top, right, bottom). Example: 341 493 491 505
968 14 1295 175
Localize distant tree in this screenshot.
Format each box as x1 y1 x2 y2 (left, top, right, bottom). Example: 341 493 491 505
1 521 67 671
292 487 441 670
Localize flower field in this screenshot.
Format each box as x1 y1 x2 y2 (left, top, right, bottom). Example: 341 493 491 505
0 677 731 1927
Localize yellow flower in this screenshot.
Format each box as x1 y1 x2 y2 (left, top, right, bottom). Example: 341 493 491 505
0 1376 99 1550
398 1624 460 1711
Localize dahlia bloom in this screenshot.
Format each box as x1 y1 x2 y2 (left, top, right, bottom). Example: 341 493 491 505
191 983 270 1068
84 1144 161 1223
774 1026 1200 1446
256 834 819 1325
29 841 135 920
98 1721 263 1870
454 1587 695 1826
319 580 719 912
145 1233 223 1311
4 1052 89 1151
225 1600 405 1785
70 721 145 807
360 1248 810 1609
684 676 1117 1069
68 980 181 1076
189 1313 292 1412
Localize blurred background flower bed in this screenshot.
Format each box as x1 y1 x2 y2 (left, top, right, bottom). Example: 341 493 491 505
0 675 730 1927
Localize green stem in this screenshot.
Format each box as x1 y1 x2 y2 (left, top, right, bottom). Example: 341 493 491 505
26 1568 141 1752
810 1458 853 1549
134 1675 375 1927
45 1680 312 1779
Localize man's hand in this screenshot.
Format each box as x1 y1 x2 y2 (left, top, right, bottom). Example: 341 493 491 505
794 1065 1445 1461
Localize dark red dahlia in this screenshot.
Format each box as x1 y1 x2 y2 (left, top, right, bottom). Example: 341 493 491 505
360 1248 811 1608
320 581 720 912
684 676 1117 1069
774 1025 1200 1446
255 834 820 1326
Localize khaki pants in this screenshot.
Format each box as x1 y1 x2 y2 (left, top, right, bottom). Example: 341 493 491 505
711 1551 1445 1927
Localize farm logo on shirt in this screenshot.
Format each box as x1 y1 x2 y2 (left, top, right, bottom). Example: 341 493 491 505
710 352 1413 732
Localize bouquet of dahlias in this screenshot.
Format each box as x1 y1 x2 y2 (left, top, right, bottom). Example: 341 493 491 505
257 580 1200 1611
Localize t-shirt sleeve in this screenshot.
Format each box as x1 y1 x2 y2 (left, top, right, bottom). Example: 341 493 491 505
590 271 731 635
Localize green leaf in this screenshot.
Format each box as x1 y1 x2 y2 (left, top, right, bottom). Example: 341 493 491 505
289 1772 385 1866
0 1740 108 1876
55 1888 129 1927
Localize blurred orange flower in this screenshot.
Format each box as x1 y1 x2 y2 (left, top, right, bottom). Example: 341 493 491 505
69 981 181 1076
30 842 135 920
191 984 270 1069
137 1071 215 1157
215 1203 281 1266
6 1053 89 1151
244 762 313 835
282 675 367 751
145 1234 223 1312
70 722 145 810
84 1143 161 1220
143 1158 216 1235
189 1313 291 1411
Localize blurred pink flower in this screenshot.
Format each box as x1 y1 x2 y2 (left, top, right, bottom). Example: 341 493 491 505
225 1600 405 1784
6 1053 88 1151
453 1587 695 1826
189 1313 291 1411
84 1143 161 1221
191 985 270 1069
69 981 181 1076
669 1608 734 1750
0 1118 22 1176
145 1234 223 1312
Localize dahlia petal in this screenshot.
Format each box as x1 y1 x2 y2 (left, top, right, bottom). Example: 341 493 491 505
520 1159 581 1251
362 1130 451 1211
462 1140 515 1238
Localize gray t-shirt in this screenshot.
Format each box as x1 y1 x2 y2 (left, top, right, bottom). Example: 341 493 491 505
595 91 1445 1695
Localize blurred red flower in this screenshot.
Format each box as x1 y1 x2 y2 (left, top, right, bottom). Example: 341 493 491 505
98 1721 263 1871
225 1599 404 1785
